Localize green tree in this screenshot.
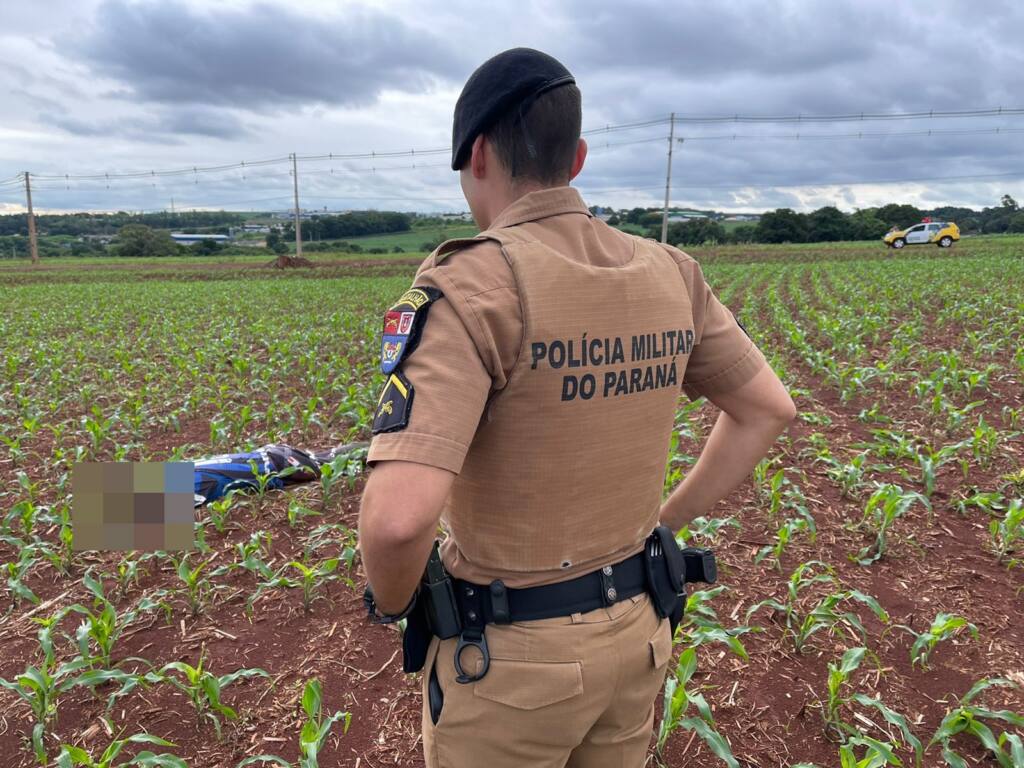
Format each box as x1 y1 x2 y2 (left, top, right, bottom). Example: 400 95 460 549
624 207 649 225
876 203 923 229
731 224 756 243
755 208 808 243
191 239 223 255
666 219 726 245
847 209 888 240
1007 212 1024 233
1000 194 1018 210
114 225 180 258
806 206 850 242
266 229 288 255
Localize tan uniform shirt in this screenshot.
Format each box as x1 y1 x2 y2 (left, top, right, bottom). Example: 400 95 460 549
367 187 765 587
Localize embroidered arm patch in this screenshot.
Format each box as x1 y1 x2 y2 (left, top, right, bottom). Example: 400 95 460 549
380 286 443 374
372 370 414 434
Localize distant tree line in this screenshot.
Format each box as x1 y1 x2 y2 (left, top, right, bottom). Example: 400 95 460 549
0 210 244 237
280 211 411 241
601 195 1024 246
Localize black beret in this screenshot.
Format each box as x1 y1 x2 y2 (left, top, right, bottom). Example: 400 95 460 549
451 48 576 171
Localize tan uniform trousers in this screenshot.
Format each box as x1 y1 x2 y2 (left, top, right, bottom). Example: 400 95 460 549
421 592 673 768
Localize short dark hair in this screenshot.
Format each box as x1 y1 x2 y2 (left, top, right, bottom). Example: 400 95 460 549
485 84 581 185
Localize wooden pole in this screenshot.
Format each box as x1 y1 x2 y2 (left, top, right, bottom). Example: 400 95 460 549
25 172 39 264
291 152 302 260
660 113 675 244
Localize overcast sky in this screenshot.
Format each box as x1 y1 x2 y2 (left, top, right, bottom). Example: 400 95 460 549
2 0 1023 215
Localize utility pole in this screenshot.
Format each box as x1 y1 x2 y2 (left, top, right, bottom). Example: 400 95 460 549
291 152 302 261
660 113 675 244
24 171 39 265
170 197 175 214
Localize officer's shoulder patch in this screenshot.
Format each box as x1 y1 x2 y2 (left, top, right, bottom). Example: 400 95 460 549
380 286 443 374
372 370 414 434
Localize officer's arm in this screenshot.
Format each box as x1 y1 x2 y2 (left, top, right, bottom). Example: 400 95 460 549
359 459 455 615
660 364 795 530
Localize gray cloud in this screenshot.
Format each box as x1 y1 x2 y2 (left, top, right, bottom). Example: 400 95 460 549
42 105 251 142
72 0 466 109
5 0 1024 213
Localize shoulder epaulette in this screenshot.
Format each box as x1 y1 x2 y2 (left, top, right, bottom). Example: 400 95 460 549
434 235 492 264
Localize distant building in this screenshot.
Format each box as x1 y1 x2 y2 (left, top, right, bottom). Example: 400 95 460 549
171 233 232 244
236 224 270 234
723 214 759 222
667 211 708 222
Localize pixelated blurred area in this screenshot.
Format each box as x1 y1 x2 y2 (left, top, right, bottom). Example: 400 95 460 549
72 462 195 550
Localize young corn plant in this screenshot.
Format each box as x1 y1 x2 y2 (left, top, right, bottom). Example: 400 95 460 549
248 557 341 615
236 679 350 768
287 499 321 528
853 484 930 566
950 490 1005 518
755 510 817 572
0 653 93 763
823 452 877 499
676 585 755 659
104 553 153 601
990 499 1024 563
819 647 923 763
171 553 218 618
66 572 170 669
746 561 889 654
54 732 187 768
656 647 739 768
34 502 76 577
823 647 867 739
155 647 268 741
297 679 351 768
318 446 367 508
217 530 274 580
675 516 740 546
912 442 965 500
5 544 42 612
929 678 1023 768
898 612 979 669
838 736 905 768
289 558 341 614
204 491 239 534
81 407 118 458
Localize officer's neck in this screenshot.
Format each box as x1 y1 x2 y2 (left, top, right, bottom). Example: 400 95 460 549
475 178 557 230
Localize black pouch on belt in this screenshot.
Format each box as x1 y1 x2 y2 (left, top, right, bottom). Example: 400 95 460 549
401 593 432 673
644 525 687 626
403 541 463 674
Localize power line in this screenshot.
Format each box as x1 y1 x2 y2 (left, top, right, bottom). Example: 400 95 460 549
670 107 1024 123
667 169 1024 190
25 106 1024 182
679 126 1024 142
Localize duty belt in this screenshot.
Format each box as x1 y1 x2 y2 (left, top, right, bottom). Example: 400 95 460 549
366 527 717 684
453 550 647 624
447 550 648 683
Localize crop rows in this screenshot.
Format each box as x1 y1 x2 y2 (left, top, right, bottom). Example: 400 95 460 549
0 245 1022 767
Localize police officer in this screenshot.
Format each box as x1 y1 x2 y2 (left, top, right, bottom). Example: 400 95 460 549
359 48 795 768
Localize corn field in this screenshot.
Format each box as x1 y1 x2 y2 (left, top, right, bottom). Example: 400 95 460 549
0 238 1022 767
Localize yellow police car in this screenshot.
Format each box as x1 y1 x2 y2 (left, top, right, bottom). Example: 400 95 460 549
884 220 960 249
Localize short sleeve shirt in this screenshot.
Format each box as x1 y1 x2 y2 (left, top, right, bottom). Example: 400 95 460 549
366 187 766 472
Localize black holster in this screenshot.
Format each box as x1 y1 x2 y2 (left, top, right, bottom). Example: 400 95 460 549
402 541 462 673
643 525 717 635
